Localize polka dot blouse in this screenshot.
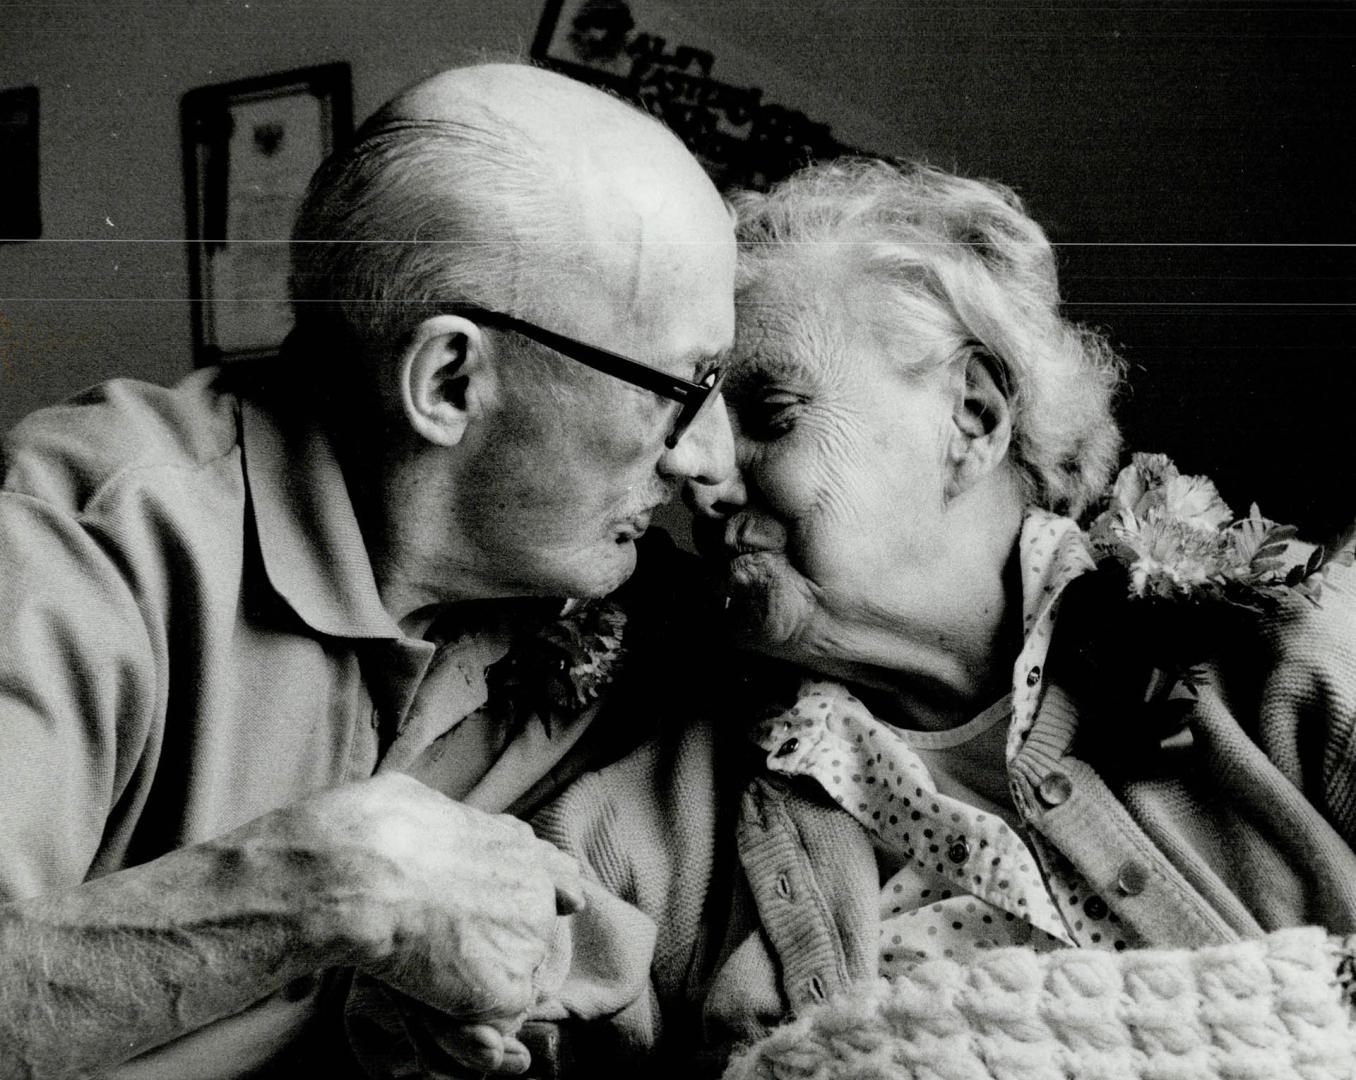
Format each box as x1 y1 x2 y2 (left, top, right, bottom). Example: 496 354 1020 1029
752 511 1140 971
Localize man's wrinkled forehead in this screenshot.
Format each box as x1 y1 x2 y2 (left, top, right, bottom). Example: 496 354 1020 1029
538 159 735 334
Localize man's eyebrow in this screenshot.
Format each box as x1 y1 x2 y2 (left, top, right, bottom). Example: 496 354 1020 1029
706 343 733 368
686 344 730 377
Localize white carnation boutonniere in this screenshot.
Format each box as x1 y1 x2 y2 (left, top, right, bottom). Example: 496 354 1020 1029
1087 452 1350 612
486 598 627 737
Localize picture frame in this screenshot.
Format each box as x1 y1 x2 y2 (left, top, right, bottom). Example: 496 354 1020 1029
531 0 849 192
0 85 41 242
531 0 642 90
181 62 352 367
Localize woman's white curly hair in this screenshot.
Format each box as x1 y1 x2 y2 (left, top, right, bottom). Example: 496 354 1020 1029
730 159 1124 519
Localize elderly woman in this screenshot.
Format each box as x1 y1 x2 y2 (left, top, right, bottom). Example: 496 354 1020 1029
352 160 1356 1077
527 160 1356 1075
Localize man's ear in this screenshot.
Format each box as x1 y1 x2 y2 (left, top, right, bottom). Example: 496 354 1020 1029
398 314 494 448
944 346 1012 498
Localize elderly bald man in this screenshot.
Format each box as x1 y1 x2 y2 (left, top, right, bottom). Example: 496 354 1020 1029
0 64 735 1077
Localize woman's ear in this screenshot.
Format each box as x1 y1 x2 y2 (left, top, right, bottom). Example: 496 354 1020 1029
945 346 1013 498
398 314 495 448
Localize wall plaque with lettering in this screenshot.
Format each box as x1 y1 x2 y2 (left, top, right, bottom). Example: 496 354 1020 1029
532 0 852 191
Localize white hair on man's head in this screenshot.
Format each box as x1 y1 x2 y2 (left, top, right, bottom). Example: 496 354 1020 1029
288 107 552 368
731 159 1124 519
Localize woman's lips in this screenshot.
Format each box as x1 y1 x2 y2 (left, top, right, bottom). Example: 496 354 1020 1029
692 513 787 563
726 514 787 555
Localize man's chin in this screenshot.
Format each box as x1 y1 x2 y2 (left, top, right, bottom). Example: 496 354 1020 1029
519 540 637 602
584 537 640 597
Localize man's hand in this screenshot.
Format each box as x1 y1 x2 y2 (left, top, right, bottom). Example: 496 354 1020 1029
274 773 584 1021
0 774 583 1078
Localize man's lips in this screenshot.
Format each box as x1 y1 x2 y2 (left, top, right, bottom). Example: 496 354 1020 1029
614 508 654 542
616 483 679 542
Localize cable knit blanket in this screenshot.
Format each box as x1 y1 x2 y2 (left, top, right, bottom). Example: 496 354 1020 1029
723 927 1356 1080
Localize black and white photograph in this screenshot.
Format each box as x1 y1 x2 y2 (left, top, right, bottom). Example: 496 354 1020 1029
0 2 1353 1077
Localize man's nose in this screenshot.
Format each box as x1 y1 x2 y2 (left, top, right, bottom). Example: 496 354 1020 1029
667 396 750 519
658 393 735 490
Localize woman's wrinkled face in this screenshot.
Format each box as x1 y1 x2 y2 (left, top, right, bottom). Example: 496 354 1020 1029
695 260 959 656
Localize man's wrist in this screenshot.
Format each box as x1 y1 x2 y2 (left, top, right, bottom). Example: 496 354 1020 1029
207 799 401 971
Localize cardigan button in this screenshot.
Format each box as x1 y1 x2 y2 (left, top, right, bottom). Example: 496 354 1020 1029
774 737 799 758
946 839 970 864
1116 862 1149 897
1026 665 1042 687
1036 773 1073 808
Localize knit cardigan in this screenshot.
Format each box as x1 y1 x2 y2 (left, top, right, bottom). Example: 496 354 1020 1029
530 560 1356 1075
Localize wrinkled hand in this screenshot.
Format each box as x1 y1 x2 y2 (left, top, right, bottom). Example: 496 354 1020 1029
261 773 584 1028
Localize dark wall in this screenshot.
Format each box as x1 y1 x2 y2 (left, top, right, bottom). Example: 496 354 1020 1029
636 0 1354 539
877 2 1355 539
0 0 545 431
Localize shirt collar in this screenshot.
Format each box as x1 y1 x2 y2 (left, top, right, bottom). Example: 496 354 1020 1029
1005 509 1097 760
240 393 402 641
1016 509 1097 637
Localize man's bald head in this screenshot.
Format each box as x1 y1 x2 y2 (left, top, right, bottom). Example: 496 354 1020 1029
288 63 737 604
368 62 656 148
289 63 726 378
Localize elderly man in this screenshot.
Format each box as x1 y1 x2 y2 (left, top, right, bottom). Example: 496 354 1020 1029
0 63 735 1076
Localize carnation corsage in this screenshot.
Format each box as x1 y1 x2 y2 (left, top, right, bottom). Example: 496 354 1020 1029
1053 453 1351 767
486 597 627 737
1086 452 1347 613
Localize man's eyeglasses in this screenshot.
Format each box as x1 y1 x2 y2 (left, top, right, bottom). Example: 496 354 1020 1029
445 304 726 449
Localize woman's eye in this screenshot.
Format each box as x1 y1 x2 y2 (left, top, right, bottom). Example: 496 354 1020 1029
740 392 801 439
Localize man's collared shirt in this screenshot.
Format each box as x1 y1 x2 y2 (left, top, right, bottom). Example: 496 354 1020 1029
0 367 605 1075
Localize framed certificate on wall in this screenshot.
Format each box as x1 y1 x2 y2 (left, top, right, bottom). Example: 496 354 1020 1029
182 63 352 366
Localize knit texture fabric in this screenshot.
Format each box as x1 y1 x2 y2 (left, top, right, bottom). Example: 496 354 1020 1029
722 927 1356 1080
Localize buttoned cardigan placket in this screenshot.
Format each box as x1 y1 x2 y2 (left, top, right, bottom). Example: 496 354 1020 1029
735 775 879 1011
1008 681 1245 947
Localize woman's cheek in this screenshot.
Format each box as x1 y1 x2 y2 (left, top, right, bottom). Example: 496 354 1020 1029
784 505 853 592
